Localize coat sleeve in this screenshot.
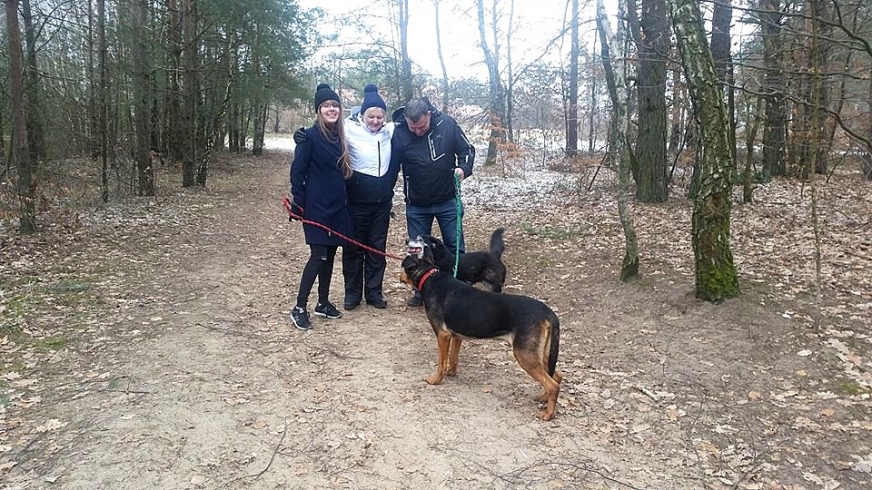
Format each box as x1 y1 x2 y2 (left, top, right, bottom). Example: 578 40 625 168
290 137 312 208
453 121 475 178
387 133 402 189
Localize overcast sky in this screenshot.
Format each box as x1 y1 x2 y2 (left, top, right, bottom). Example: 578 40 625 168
296 0 617 81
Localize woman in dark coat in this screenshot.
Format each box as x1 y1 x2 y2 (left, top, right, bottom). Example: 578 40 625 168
288 83 353 330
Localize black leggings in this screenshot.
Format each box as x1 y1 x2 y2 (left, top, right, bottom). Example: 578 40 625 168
296 244 339 309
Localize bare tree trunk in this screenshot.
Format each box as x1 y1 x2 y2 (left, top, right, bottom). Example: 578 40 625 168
86 0 97 158
21 0 45 164
809 1 823 328
198 35 236 186
566 0 579 157
166 0 183 166
669 0 740 302
597 0 639 282
181 0 198 187
229 103 240 152
251 23 265 158
132 0 154 196
505 0 515 143
743 96 764 203
272 105 280 134
628 0 670 202
397 0 413 102
811 0 831 176
98 0 109 202
432 0 449 112
863 77 872 179
668 54 683 155
6 0 36 233
710 0 735 171
760 0 786 179
588 28 598 156
476 0 506 165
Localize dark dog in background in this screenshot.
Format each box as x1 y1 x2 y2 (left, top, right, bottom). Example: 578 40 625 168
401 236 562 420
421 227 506 292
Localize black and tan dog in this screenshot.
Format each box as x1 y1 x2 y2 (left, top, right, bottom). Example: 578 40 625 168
419 228 507 292
401 237 562 420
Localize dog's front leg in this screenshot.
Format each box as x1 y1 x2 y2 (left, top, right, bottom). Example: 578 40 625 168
426 330 452 385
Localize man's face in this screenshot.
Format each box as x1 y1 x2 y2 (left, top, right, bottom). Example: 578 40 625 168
406 112 431 137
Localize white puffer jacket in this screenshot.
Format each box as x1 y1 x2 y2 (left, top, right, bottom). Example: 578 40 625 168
346 114 394 177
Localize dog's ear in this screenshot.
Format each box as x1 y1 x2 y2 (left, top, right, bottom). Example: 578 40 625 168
424 235 443 247
420 244 436 263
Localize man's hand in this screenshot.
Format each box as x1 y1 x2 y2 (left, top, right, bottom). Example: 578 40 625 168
293 127 308 145
454 168 465 181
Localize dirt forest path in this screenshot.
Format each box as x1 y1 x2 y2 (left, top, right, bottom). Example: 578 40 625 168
2 148 871 489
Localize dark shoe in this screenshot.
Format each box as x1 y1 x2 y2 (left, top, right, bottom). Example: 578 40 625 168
314 302 342 319
367 297 387 309
291 307 311 330
344 295 361 311
406 295 423 307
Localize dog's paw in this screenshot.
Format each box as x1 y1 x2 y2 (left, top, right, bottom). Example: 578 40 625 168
536 409 555 421
425 373 444 385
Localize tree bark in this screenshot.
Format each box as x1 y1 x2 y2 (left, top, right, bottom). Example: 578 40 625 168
6 0 36 233
166 0 183 166
668 53 683 155
477 0 507 165
597 0 639 282
432 0 450 112
505 0 515 143
181 0 198 187
397 0 413 102
587 28 598 156
98 0 109 202
133 0 155 196
21 0 45 163
669 0 740 302
628 0 670 202
743 97 764 203
710 0 735 172
760 0 786 179
566 0 579 157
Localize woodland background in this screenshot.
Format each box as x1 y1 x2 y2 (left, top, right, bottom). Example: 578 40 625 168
1 0 871 299
0 0 870 355
1 1 871 487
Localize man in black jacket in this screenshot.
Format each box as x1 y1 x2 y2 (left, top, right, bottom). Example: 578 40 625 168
391 97 476 306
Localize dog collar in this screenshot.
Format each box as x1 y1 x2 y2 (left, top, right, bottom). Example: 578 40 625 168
417 268 438 291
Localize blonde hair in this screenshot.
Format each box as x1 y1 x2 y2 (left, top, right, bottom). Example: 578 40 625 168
363 107 387 118
315 109 352 179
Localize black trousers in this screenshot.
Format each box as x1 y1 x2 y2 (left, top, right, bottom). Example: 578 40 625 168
342 201 392 304
296 244 338 309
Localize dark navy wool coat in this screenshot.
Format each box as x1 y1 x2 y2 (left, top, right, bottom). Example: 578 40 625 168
290 126 353 246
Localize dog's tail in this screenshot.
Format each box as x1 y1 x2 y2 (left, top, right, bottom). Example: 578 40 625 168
547 312 560 378
489 227 506 259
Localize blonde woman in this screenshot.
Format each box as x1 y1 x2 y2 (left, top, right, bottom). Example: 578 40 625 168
341 84 400 310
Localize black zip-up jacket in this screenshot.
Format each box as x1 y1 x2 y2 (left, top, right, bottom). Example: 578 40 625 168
391 99 475 207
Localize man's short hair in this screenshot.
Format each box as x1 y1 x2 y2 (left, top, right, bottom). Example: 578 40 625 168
404 98 430 122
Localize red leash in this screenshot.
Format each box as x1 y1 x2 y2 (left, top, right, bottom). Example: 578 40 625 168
282 196 405 261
